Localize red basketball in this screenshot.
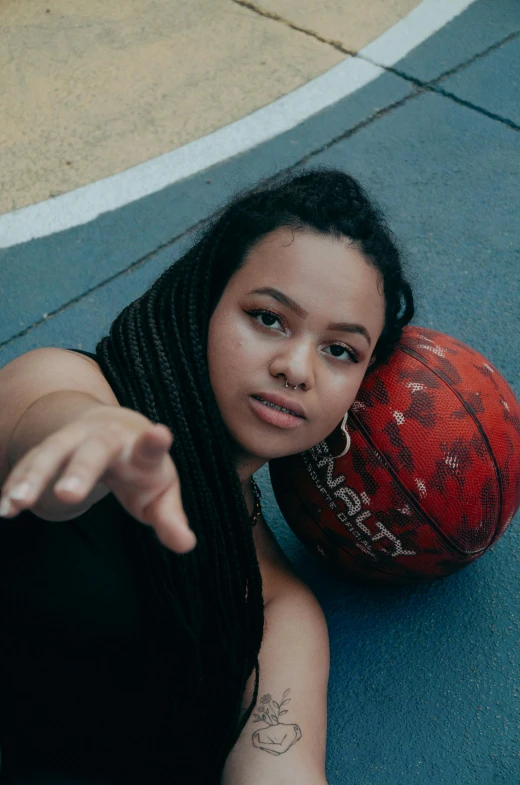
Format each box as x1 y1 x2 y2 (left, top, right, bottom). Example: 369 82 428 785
269 326 520 585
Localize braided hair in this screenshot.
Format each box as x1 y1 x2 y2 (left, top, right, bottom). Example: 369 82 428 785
94 167 414 778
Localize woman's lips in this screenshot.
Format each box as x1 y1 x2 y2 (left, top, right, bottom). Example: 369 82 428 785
249 396 305 430
253 392 306 418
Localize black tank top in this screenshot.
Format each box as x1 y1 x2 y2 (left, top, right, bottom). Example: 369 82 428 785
0 349 215 784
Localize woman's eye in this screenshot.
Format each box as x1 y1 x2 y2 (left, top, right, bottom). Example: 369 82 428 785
259 312 280 328
246 310 359 363
247 309 284 330
324 345 359 363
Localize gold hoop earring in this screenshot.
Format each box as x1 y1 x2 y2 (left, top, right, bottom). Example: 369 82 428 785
326 411 350 461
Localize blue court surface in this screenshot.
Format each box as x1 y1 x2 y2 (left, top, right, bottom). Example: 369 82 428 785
1 1 519 783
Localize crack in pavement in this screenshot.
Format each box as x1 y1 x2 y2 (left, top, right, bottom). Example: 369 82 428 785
424 28 520 83
0 224 202 350
422 84 519 130
363 29 520 130
231 0 519 129
230 0 357 56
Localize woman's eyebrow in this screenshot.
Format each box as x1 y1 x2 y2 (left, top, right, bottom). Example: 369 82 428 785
248 286 372 347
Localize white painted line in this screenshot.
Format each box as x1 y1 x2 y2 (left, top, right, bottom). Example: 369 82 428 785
361 0 477 67
0 0 477 249
0 57 382 249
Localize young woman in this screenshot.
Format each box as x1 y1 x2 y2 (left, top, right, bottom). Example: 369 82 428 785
0 169 414 785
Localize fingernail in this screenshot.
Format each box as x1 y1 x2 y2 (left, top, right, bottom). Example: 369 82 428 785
119 444 132 463
0 496 13 516
55 477 83 493
9 482 30 500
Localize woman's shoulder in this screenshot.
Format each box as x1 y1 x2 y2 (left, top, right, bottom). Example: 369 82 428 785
64 347 100 368
61 347 119 404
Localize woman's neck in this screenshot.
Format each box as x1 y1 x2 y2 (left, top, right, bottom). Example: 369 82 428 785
241 477 255 516
236 456 267 516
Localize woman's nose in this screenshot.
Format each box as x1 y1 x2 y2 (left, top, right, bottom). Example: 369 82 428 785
272 340 315 389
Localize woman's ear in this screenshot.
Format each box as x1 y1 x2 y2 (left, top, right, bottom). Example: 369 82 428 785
368 354 377 367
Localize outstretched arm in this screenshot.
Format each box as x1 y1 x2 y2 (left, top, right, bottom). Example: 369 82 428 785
221 579 330 785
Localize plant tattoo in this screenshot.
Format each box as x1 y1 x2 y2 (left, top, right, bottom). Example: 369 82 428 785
251 689 302 755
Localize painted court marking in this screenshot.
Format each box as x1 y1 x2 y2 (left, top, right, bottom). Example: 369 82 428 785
0 0 476 249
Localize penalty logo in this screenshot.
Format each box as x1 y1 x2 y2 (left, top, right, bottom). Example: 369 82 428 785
302 441 416 561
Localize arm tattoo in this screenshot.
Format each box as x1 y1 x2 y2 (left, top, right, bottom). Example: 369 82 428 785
251 688 302 755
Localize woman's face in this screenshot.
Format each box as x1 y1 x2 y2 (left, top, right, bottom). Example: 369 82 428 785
207 227 385 472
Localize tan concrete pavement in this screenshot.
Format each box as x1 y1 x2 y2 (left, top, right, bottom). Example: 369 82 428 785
236 0 420 51
0 0 420 215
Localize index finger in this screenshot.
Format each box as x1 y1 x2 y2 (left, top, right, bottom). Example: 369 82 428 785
144 483 196 552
